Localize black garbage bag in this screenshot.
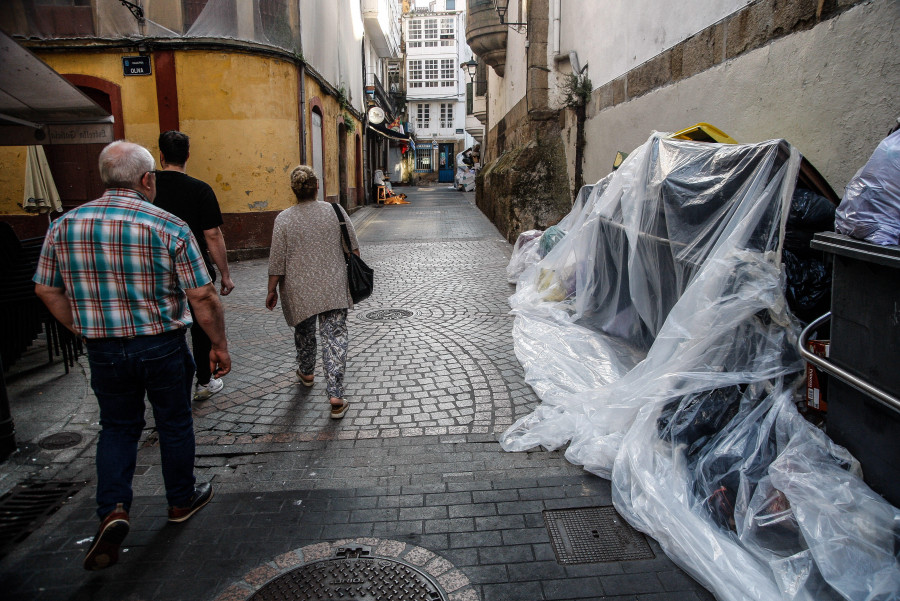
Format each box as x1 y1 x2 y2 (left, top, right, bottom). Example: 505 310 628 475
656 386 743 457
782 248 831 323
783 188 836 323
692 398 780 533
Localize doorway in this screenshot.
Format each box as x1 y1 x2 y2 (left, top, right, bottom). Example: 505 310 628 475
311 110 324 202
338 122 348 209
438 143 454 183
43 83 118 210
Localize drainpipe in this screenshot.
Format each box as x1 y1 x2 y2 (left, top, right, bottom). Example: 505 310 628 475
574 92 586 197
299 62 307 165
551 0 560 56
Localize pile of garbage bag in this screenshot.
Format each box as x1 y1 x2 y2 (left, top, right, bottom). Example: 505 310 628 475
835 129 900 246
501 133 900 601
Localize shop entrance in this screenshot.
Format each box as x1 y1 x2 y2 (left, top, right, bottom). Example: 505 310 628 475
438 143 454 183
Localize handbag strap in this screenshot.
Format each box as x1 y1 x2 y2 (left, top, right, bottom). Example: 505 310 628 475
331 202 352 257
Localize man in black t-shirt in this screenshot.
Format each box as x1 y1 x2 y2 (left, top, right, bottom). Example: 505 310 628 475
155 130 235 401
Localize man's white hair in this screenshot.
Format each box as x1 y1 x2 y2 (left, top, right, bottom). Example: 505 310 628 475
99 140 155 189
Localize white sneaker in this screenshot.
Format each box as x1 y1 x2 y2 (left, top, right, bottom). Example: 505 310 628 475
193 377 224 401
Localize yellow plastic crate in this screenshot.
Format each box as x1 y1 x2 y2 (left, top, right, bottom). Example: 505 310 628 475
669 123 738 144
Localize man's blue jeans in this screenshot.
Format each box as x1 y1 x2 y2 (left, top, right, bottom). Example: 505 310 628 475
86 329 196 518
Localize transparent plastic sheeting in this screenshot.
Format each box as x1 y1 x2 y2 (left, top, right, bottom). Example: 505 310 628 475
501 133 900 601
4 0 297 52
506 180 607 284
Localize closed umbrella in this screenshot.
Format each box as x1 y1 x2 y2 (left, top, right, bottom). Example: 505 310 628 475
24 145 61 214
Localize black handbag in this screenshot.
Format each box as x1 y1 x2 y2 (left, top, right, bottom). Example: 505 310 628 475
331 202 373 303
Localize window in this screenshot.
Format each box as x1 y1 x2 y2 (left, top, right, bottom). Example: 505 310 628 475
387 62 401 93
440 59 455 87
182 0 210 30
440 103 453 128
259 0 290 48
416 103 430 129
408 59 422 87
409 59 439 88
423 59 438 87
415 144 433 172
33 0 94 36
445 0 456 9
440 17 454 46
408 19 422 47
423 18 438 47
409 16 452 48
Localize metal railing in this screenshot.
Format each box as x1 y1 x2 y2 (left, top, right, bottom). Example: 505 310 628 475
798 312 900 414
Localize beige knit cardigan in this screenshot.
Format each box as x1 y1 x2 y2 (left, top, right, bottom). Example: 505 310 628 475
268 200 360 326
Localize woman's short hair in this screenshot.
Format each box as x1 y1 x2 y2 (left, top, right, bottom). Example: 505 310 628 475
99 140 155 189
290 165 318 201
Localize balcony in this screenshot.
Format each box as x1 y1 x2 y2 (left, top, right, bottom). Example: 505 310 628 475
465 0 507 76
465 114 484 144
362 0 400 58
366 73 400 117
472 95 486 125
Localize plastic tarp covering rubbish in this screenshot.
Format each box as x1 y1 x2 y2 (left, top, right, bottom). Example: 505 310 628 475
835 129 900 246
501 133 900 601
506 181 606 284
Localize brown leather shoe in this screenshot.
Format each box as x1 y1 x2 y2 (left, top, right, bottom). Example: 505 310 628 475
168 482 214 523
83 503 130 571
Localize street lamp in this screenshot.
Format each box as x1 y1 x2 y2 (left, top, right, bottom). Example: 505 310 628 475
493 0 526 32
461 59 478 84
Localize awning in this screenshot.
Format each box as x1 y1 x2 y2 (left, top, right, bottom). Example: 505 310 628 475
367 120 415 150
0 30 114 146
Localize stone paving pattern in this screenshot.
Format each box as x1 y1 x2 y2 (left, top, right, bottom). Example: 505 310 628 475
0 185 714 601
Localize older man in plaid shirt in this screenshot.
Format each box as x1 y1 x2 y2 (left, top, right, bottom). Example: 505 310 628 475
34 140 231 571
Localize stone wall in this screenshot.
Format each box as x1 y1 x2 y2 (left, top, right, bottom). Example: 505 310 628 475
476 97 570 244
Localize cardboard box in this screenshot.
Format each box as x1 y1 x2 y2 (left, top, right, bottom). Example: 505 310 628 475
805 340 830 411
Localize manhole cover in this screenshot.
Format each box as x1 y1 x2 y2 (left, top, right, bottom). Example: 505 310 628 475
544 506 654 565
0 481 85 558
38 431 83 450
365 309 414 321
249 547 448 601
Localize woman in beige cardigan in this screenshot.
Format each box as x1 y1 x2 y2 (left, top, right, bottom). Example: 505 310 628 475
265 166 360 419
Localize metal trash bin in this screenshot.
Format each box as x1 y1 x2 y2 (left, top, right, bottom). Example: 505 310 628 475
800 232 900 506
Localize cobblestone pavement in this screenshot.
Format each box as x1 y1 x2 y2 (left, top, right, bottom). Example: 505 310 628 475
0 185 714 601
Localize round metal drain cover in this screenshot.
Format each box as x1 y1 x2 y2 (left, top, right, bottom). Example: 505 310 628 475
38 432 83 450
365 308 414 321
249 556 448 601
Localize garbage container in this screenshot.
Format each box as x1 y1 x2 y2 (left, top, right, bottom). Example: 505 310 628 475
809 232 900 506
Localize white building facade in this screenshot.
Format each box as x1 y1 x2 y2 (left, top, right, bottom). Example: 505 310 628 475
362 0 410 191
404 0 479 183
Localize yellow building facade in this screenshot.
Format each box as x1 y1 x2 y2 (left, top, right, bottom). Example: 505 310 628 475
1 41 362 253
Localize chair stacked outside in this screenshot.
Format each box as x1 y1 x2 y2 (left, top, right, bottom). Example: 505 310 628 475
0 223 82 373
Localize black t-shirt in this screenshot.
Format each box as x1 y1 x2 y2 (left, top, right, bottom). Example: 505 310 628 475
154 170 223 264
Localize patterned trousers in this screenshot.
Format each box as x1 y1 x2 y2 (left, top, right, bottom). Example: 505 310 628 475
294 308 348 399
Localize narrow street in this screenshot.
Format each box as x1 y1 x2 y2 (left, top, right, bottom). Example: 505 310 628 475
0 184 713 601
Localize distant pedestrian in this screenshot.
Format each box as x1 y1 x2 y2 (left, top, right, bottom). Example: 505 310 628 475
374 167 408 202
33 140 230 571
154 130 235 401
265 165 357 419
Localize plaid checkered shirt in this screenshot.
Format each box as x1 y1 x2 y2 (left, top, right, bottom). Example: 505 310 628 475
33 188 212 339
